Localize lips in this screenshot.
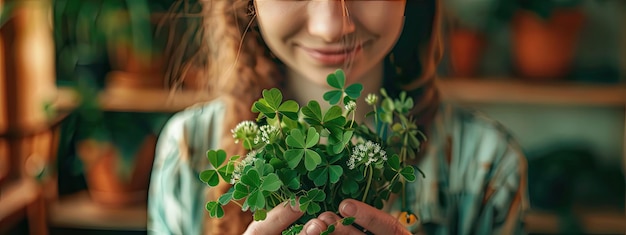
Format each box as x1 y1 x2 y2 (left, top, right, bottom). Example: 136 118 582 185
300 44 363 66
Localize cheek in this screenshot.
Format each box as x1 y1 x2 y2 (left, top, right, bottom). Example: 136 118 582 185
352 2 405 38
254 2 303 37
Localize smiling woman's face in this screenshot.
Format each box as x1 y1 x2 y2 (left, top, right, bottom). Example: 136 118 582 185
254 0 406 86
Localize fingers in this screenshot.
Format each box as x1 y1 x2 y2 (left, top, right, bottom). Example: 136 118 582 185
316 212 364 235
300 218 329 235
338 199 411 235
244 201 304 235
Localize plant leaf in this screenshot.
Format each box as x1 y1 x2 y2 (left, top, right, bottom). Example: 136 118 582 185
341 179 359 194
308 168 328 186
305 127 320 148
342 217 356 225
327 71 344 89
241 169 261 187
328 165 343 184
278 100 300 120
253 99 276 118
254 209 267 221
400 166 416 182
263 88 283 110
285 149 305 169
286 129 305 148
260 173 282 192
233 183 249 200
218 187 234 205
247 190 265 211
307 188 326 202
323 90 343 105
304 149 322 171
388 154 400 171
302 101 323 124
323 106 343 123
206 201 224 218
199 170 220 187
207 150 227 167
344 83 363 99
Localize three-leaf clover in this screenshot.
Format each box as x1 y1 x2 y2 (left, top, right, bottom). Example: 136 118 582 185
252 88 300 121
200 150 237 187
302 101 346 139
285 127 322 171
323 69 363 105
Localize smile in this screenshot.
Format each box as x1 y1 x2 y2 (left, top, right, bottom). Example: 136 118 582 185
300 44 363 66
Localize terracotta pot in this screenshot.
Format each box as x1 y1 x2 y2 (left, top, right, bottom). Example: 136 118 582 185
77 135 156 207
449 29 485 78
0 0 56 133
106 70 165 91
512 9 586 80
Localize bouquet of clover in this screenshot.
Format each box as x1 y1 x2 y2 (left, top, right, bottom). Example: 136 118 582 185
200 69 425 235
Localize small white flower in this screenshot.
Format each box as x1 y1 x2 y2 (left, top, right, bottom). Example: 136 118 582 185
231 150 258 184
231 121 259 143
254 125 279 144
347 140 387 169
365 93 378 105
344 101 356 112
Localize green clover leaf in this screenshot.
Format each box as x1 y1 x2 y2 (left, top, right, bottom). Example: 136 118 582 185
206 201 224 218
299 189 326 215
323 69 363 105
285 128 321 171
302 101 346 139
252 88 300 120
199 170 219 187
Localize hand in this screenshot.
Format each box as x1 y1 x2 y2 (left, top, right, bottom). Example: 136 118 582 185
243 201 330 235
302 199 411 235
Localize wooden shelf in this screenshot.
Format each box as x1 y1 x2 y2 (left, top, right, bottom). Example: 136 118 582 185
524 209 626 234
48 191 147 231
438 79 626 107
55 87 216 113
0 179 41 229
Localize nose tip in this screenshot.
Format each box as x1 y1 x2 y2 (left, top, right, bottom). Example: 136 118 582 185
307 2 356 43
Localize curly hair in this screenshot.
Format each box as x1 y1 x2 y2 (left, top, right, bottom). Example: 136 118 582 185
163 0 442 234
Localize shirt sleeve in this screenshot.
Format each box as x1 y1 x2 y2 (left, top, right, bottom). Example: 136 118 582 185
147 101 226 235
473 140 529 235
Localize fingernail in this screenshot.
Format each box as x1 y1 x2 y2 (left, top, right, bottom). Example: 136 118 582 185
305 223 321 235
341 202 357 216
288 202 300 212
320 214 335 225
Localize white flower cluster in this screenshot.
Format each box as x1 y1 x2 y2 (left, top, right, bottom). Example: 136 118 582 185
365 93 378 105
231 150 258 184
347 140 387 170
231 121 259 144
344 100 356 112
254 125 279 144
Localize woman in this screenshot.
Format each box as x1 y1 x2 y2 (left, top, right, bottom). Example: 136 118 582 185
148 0 529 234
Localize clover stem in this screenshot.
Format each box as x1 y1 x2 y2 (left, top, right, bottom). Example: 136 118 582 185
361 165 373 202
232 200 243 208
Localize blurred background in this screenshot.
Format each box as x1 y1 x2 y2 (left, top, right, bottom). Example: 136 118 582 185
0 0 624 235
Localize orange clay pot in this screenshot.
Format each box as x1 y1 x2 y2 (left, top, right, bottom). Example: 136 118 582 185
449 28 486 78
512 8 586 80
77 135 156 207
0 0 56 133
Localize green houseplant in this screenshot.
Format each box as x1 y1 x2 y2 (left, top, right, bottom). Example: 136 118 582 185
200 69 426 234
53 0 174 206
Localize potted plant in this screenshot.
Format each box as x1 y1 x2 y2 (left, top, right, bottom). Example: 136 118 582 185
499 0 586 80
53 0 173 207
443 0 499 77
